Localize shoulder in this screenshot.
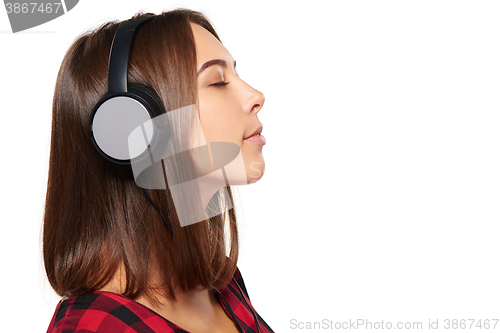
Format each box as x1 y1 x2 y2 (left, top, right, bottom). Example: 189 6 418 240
46 292 181 333
231 266 250 300
221 266 275 333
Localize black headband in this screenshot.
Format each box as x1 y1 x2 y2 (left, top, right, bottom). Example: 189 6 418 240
107 15 155 93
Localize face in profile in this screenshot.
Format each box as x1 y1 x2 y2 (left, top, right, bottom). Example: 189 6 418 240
191 22 266 185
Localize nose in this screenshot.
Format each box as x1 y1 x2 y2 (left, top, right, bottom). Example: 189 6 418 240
242 83 265 115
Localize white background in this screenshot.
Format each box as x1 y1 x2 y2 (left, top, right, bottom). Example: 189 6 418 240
1 1 500 332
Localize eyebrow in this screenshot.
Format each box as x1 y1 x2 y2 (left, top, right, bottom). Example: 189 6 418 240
197 59 236 76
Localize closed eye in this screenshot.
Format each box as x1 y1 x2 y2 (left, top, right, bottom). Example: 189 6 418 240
210 81 231 87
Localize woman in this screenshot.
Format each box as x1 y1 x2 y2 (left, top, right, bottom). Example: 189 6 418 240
44 8 272 333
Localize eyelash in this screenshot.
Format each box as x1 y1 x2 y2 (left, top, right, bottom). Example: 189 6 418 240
210 81 231 88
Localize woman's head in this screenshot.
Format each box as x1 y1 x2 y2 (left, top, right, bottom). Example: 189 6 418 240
43 8 263 302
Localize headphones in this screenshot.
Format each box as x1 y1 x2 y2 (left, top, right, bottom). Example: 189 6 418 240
89 15 168 165
88 14 175 238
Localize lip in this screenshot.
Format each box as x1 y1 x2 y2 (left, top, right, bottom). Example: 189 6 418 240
243 125 265 145
244 125 263 140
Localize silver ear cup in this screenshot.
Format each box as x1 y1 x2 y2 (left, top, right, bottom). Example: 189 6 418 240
91 96 154 161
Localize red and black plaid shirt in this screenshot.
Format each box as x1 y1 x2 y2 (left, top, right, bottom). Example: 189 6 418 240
46 268 273 333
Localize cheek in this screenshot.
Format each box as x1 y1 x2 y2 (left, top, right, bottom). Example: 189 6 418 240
198 95 243 143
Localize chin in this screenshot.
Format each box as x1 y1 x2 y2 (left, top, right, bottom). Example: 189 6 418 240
246 159 265 184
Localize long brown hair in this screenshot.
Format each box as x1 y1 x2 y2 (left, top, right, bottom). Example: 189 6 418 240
43 9 238 302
